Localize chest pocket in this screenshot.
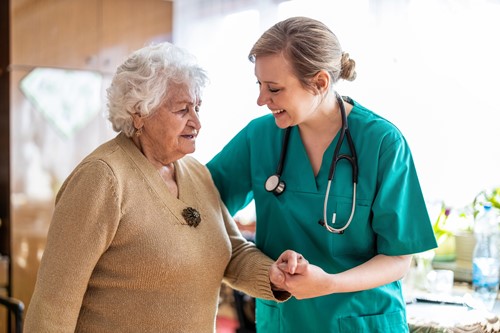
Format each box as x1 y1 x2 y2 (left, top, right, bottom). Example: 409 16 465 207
327 199 375 257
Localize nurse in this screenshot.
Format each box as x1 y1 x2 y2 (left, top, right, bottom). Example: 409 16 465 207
207 16 437 332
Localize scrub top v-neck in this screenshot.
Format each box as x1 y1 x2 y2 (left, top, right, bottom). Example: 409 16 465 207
207 98 437 333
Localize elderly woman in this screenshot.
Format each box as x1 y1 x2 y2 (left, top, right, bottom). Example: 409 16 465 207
24 42 302 333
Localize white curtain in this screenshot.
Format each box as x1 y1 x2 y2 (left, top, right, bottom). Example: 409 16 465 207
173 0 500 210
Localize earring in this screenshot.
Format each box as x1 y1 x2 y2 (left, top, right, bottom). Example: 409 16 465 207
135 127 143 137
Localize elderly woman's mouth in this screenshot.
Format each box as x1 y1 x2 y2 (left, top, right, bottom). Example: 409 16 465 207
181 133 197 139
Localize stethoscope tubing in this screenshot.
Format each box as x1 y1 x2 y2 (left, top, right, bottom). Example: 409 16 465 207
265 91 359 234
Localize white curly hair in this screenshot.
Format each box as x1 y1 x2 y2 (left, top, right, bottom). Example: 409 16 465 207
106 42 209 137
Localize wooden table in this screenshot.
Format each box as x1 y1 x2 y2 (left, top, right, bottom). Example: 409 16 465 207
406 284 500 332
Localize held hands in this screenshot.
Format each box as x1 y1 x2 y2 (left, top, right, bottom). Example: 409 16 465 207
269 250 331 299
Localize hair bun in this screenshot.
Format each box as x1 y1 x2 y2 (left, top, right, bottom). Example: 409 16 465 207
340 52 357 81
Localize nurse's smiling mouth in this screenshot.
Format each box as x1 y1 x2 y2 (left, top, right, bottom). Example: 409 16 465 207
271 109 287 122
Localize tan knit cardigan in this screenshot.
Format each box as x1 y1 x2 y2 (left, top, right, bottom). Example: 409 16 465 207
24 133 286 333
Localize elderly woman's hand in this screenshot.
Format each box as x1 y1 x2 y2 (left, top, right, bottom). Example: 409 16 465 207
269 250 309 291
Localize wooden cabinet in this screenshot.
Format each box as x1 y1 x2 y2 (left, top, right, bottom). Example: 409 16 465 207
100 0 173 73
12 0 101 70
11 0 173 71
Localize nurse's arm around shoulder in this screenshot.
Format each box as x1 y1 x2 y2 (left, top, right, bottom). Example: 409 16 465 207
278 254 412 300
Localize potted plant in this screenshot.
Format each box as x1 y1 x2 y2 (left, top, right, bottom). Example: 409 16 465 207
455 187 500 265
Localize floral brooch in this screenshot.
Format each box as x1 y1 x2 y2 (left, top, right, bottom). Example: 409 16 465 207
182 207 201 227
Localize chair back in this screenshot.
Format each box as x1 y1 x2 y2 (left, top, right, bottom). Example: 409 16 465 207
0 296 24 333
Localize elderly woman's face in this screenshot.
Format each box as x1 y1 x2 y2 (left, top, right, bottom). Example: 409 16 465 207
138 84 201 163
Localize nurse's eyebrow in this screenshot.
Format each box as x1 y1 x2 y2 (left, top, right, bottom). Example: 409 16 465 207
256 80 280 85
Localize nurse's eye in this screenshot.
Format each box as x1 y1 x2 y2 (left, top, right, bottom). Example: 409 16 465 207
257 81 280 93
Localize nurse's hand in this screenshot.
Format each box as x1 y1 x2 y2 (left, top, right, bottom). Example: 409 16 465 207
269 250 309 291
276 262 332 299
270 252 331 299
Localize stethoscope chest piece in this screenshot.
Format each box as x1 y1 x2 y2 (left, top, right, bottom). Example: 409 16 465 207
265 174 286 195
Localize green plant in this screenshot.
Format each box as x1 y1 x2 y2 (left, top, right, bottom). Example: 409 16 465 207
432 203 456 261
432 203 452 245
471 187 500 220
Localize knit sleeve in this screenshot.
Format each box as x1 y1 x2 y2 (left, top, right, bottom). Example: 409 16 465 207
24 160 121 333
221 198 290 302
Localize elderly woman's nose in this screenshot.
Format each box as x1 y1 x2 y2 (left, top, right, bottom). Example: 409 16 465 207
190 110 201 129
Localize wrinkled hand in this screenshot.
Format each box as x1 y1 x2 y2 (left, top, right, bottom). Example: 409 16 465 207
269 250 331 299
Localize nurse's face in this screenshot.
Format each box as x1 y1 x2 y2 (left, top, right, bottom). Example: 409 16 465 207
135 83 202 164
254 54 321 129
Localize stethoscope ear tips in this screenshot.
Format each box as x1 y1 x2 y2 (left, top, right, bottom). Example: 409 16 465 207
265 174 286 196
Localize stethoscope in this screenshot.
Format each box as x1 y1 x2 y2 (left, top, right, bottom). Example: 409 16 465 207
265 92 358 234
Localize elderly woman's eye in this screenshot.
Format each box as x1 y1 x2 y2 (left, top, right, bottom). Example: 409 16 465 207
195 105 200 113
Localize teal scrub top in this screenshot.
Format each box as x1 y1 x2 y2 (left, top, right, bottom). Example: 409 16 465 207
207 98 437 333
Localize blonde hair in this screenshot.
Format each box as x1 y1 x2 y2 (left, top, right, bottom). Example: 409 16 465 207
249 16 356 91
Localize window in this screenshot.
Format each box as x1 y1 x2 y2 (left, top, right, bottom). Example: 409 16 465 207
174 0 500 209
